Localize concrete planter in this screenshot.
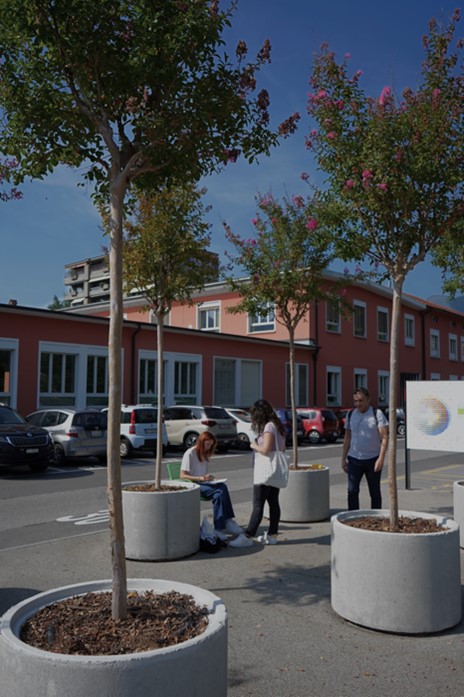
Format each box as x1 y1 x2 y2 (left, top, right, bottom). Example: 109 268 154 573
453 481 464 548
331 509 461 634
123 480 200 561
0 578 227 697
279 465 330 522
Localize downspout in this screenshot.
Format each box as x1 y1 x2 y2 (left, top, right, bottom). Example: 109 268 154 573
420 308 431 380
130 323 142 405
312 300 320 405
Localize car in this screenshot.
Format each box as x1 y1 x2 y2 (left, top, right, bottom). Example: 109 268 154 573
274 408 305 445
118 404 168 458
163 405 237 450
0 404 54 472
296 407 339 444
223 408 257 449
26 408 107 465
334 408 353 437
380 407 406 436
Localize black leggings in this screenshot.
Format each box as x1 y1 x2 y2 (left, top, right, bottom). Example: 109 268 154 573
245 484 281 537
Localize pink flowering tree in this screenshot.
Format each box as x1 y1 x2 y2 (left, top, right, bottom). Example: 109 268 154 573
307 11 464 528
0 157 22 202
224 191 342 466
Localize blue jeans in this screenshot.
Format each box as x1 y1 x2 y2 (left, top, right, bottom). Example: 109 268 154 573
347 456 382 510
199 482 235 530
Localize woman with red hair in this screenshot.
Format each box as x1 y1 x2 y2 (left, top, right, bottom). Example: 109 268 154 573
181 431 243 540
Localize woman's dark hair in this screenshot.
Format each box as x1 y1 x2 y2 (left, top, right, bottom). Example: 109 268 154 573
250 399 285 437
194 431 217 462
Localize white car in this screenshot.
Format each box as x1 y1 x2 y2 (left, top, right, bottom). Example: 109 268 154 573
104 405 168 458
224 408 257 450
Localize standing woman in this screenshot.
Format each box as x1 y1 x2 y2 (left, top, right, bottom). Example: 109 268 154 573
230 399 286 547
180 431 243 539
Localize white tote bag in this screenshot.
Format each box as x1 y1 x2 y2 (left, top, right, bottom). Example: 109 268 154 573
253 424 289 488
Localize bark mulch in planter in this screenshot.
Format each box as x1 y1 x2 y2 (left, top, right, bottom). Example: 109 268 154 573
124 484 184 492
343 515 446 534
20 591 208 656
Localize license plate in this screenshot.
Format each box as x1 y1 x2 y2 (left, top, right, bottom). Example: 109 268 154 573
90 431 102 438
26 448 39 454
145 428 155 434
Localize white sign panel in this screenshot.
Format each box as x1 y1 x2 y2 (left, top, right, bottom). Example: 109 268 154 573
406 381 464 452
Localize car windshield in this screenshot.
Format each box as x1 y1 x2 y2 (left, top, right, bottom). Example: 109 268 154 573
134 409 156 424
0 407 27 425
204 407 231 419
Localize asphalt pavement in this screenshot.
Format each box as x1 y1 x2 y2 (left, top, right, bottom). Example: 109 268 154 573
1 450 464 697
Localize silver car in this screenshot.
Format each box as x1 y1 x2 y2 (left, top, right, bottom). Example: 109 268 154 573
27 409 107 465
163 405 237 450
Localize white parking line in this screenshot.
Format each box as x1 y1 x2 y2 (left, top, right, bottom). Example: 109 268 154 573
56 510 109 525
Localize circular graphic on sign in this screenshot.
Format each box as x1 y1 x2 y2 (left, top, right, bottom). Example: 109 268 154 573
416 397 450 436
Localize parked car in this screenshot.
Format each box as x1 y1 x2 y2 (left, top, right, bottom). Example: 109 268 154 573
163 405 237 450
119 404 168 458
380 407 406 436
296 407 339 444
274 408 305 445
334 408 353 437
0 404 53 472
223 408 257 450
27 408 107 465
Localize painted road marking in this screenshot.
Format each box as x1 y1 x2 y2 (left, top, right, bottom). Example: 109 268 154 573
56 510 109 526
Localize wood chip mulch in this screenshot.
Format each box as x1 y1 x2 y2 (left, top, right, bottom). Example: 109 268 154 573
124 484 183 492
20 591 209 656
342 515 447 533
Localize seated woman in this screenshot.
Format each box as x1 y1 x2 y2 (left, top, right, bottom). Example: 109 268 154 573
180 432 243 540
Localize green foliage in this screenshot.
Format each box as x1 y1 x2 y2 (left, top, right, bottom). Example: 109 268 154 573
47 294 70 310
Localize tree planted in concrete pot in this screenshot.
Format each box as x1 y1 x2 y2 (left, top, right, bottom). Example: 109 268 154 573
279 464 330 522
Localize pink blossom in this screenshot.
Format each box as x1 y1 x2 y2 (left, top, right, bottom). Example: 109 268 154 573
379 86 392 106
260 194 273 208
327 131 336 140
334 99 344 110
251 218 258 226
377 182 388 191
344 53 351 60
344 179 356 190
362 169 373 179
310 129 318 137
292 195 304 208
316 89 328 100
300 172 310 181
306 218 318 231
353 69 363 80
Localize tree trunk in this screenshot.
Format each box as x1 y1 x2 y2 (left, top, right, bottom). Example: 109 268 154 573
155 313 164 489
388 277 403 531
288 327 299 467
107 176 127 620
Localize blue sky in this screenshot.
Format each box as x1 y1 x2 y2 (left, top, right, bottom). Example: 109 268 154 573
1 0 460 308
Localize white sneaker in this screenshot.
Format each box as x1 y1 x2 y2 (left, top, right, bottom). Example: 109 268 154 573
257 532 278 545
225 519 243 535
214 529 229 542
228 533 253 548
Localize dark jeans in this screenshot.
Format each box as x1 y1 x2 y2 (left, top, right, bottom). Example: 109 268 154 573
199 482 235 530
347 456 382 510
245 484 281 537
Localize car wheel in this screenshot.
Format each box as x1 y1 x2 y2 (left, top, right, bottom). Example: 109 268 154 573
397 423 406 436
29 461 49 473
236 432 250 450
53 444 65 466
308 430 321 445
120 438 132 458
184 432 199 449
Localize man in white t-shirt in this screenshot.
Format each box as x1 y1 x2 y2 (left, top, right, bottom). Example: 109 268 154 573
341 388 389 510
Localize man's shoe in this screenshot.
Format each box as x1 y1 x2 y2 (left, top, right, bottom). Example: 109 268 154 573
257 532 278 545
228 533 253 548
225 519 243 535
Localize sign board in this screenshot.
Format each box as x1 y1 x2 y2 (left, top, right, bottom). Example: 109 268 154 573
406 381 464 452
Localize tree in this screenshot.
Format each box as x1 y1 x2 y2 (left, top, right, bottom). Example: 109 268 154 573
0 157 22 202
224 191 341 466
123 183 217 487
307 10 464 529
0 0 298 618
48 295 70 310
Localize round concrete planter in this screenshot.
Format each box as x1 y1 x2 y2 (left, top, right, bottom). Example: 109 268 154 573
331 509 462 634
123 480 200 561
279 465 330 522
453 480 464 548
0 578 227 697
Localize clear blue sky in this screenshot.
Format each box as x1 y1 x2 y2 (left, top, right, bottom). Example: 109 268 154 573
1 0 460 308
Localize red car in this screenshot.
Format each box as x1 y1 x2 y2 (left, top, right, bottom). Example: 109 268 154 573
296 408 339 444
334 408 353 437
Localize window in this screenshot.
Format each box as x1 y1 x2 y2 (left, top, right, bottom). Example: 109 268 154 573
40 351 76 407
248 304 275 333
139 357 167 405
430 329 440 358
450 375 458 380
449 334 458 361
430 372 441 380
377 371 389 405
404 314 415 347
377 307 389 342
213 358 261 406
86 355 108 408
326 301 341 333
198 303 220 332
327 366 342 406
461 336 464 362
353 301 366 338
174 361 198 404
354 369 367 391
0 340 18 406
286 363 309 406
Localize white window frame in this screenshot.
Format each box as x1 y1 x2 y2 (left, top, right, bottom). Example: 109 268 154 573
377 307 389 342
354 369 367 391
198 302 220 332
353 300 367 338
449 375 459 380
86 353 109 408
138 351 168 405
286 362 309 406
326 366 342 407
248 303 275 334
377 370 389 406
430 372 441 380
213 356 262 406
449 333 458 361
0 338 18 407
326 300 341 333
404 314 415 347
430 329 440 358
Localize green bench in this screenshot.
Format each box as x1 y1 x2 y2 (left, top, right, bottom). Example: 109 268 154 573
166 461 208 501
